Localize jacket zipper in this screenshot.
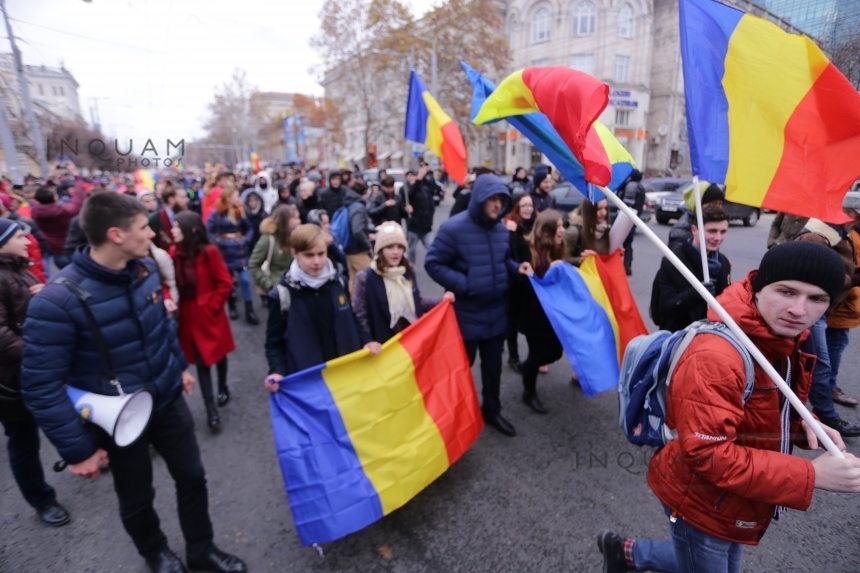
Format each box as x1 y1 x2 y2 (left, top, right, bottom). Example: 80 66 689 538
714 491 730 509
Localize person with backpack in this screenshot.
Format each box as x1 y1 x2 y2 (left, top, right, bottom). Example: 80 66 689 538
352 221 451 343
263 224 381 392
20 193 247 573
249 205 300 300
514 209 569 414
0 219 71 527
206 186 259 325
601 241 860 573
619 169 646 275
317 170 348 218
650 205 731 332
329 184 373 294
565 197 611 266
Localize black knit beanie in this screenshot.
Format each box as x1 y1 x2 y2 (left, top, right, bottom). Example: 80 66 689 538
701 184 725 205
752 241 845 301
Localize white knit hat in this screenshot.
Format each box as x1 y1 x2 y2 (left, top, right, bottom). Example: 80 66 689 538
374 221 408 252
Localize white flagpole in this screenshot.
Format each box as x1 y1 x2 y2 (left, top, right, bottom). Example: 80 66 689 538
692 175 710 284
602 187 844 458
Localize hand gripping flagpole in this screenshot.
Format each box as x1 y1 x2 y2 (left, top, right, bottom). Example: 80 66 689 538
601 187 844 458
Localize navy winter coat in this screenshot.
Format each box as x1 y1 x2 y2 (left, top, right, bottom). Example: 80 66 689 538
20 248 188 465
206 209 254 270
425 175 520 340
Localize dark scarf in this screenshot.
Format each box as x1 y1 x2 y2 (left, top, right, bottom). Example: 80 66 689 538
173 245 199 300
682 238 722 278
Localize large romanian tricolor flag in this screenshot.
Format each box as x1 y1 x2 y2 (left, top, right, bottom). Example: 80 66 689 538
269 301 483 545
461 62 634 194
530 252 647 397
680 0 860 223
404 70 467 186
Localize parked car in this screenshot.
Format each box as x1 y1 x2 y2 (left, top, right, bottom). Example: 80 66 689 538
643 177 692 205
551 181 652 224
654 181 760 227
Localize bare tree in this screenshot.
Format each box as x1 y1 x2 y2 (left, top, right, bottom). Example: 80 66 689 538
831 32 860 90
201 68 260 164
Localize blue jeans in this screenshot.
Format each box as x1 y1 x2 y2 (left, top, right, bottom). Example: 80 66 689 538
633 509 744 573
407 230 431 266
804 316 838 420
231 268 253 303
825 327 850 388
3 416 57 509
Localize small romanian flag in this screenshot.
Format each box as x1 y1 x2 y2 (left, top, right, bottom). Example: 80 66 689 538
269 300 483 545
251 152 261 173
404 70 467 186
530 253 647 397
680 0 860 223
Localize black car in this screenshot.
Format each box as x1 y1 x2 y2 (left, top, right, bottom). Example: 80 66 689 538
653 190 760 227
550 181 652 224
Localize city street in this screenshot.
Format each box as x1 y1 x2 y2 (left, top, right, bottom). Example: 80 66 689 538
2 206 859 573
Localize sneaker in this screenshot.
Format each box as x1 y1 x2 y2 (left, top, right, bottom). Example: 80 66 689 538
820 417 860 438
597 530 629 573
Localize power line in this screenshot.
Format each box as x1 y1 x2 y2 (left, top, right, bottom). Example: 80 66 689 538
9 17 164 54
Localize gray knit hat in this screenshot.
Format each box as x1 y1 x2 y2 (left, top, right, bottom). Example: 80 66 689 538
843 190 860 215
752 241 845 301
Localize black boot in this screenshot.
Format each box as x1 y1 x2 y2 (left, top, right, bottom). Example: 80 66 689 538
522 367 548 414
206 405 220 432
245 301 260 325
187 547 246 573
217 385 230 407
227 296 238 320
146 548 187 573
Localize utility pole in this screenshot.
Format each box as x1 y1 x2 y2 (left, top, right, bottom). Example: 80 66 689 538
0 88 22 183
0 0 47 177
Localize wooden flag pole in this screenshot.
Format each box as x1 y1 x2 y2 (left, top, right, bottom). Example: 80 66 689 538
601 187 844 458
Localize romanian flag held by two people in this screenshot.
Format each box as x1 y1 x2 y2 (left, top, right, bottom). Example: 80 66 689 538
269 301 483 546
679 0 860 223
530 252 647 397
404 70 467 186
466 64 635 194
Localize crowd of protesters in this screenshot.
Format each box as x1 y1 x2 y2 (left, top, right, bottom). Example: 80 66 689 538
2 158 860 573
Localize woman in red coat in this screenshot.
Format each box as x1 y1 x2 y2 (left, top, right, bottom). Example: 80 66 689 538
170 212 236 431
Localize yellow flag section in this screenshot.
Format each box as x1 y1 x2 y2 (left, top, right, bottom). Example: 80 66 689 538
578 256 621 360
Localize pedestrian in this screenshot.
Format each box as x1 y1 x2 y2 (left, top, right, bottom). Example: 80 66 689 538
240 187 268 251
21 192 246 573
502 194 536 373
137 190 158 214
528 171 557 213
186 177 204 215
353 221 452 342
340 184 374 294
202 172 233 223
667 183 725 249
276 180 297 208
31 161 86 274
263 224 381 392
148 183 188 251
509 167 530 198
565 197 611 266
515 209 569 414
0 219 70 527
251 171 278 213
318 170 347 218
296 180 319 223
1 196 46 282
449 172 475 217
598 241 860 573
650 205 731 332
206 186 259 325
306 208 348 277
368 176 407 227
619 169 646 275
404 163 437 264
171 212 236 432
767 211 808 249
425 174 530 437
249 204 300 298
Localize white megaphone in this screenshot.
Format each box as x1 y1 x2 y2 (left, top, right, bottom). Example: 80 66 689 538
66 386 153 448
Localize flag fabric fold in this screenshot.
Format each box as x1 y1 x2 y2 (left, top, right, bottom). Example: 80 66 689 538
269 300 483 546
679 0 860 223
461 62 634 193
529 253 647 397
404 71 467 186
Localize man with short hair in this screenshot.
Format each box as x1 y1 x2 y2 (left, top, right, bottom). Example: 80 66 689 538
21 193 246 573
599 241 860 573
668 183 725 249
619 169 647 275
318 171 347 218
528 171 557 213
652 205 731 332
425 174 528 437
148 186 187 251
368 175 406 227
31 161 86 274
405 163 437 264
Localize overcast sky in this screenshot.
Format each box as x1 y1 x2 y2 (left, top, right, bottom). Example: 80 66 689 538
5 0 437 151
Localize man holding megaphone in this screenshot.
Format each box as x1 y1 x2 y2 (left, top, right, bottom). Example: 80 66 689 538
21 192 246 573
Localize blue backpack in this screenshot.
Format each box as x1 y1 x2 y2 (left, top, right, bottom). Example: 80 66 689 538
618 321 755 447
330 204 358 251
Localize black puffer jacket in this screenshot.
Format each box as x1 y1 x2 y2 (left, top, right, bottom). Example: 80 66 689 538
0 254 40 421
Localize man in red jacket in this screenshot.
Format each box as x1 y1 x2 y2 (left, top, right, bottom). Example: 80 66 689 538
599 241 860 573
30 161 85 275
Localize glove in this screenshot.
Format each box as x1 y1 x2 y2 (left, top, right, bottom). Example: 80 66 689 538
702 280 716 297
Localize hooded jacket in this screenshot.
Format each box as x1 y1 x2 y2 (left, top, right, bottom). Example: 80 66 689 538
253 171 278 213
241 187 268 250
647 274 817 545
342 189 373 255
425 175 520 340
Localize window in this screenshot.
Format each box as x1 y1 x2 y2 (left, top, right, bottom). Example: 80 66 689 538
617 3 634 38
59 86 65 96
38 84 43 95
508 19 517 49
614 55 630 83
615 110 630 126
532 57 550 66
532 8 551 43
52 86 57 96
573 1 596 36
569 54 594 76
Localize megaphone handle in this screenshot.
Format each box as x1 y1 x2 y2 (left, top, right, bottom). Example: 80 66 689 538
53 460 68 472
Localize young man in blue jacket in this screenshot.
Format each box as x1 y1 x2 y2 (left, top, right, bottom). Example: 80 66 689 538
21 193 246 573
425 174 531 437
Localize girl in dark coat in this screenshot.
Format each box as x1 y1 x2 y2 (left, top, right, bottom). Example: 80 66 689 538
206 186 259 325
502 194 536 372
352 221 451 343
0 219 70 525
516 209 569 414
171 212 236 431
264 224 381 393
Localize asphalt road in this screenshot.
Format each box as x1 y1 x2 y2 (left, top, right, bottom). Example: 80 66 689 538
2 206 859 573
